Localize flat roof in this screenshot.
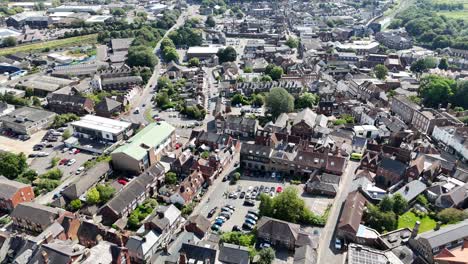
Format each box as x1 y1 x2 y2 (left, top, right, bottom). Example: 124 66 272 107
0 29 21 39
72 115 131 135
187 46 223 54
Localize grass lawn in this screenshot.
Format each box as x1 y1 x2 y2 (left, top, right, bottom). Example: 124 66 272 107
0 34 98 56
398 211 437 233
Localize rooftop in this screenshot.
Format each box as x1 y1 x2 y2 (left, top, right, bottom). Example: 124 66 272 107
71 115 131 135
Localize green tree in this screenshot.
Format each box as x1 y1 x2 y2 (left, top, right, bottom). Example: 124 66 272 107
96 184 115 202
127 46 158 68
268 66 283 80
260 75 272 82
285 37 299 49
127 213 140 229
201 151 210 159
364 204 397 232
419 75 456 107
162 46 179 62
265 87 294 118
0 152 28 179
86 187 100 204
272 187 305 223
438 57 449 70
264 64 275 75
111 7 125 16
188 57 200 67
165 172 178 185
244 66 253 73
69 199 82 211
379 196 394 212
258 247 275 264
437 208 467 224
217 46 237 63
374 64 388 80
50 157 60 167
231 93 248 106
231 172 240 184
2 37 17 47
392 193 408 215
157 76 173 90
295 92 319 109
251 94 264 107
259 193 275 217
416 194 429 207
160 38 175 51
410 57 438 74
205 15 216 27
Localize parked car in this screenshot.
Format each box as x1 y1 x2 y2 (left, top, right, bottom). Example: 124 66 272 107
211 224 220 231
222 176 228 182
335 238 342 250
33 144 44 151
239 191 245 199
228 192 238 199
59 158 69 165
219 212 231 219
226 205 235 211
244 200 255 206
248 209 259 216
232 225 241 232
246 213 258 221
73 149 80 154
37 152 49 157
215 219 224 226
276 186 283 193
75 166 85 174
118 179 128 185
245 218 256 225
69 148 77 154
67 159 76 166
242 222 254 231
208 207 217 218
216 216 227 223
259 243 271 249
270 186 275 192
221 207 233 214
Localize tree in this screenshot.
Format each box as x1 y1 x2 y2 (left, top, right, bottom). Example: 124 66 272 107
201 151 210 159
410 57 438 74
217 46 237 63
258 247 275 264
438 57 449 70
374 64 388 80
2 37 17 47
419 75 456 108
364 204 397 233
268 66 283 80
50 157 60 167
259 194 275 217
127 213 140 229
51 113 79 128
379 196 394 212
251 94 264 107
260 75 272 82
243 66 253 73
165 172 177 185
285 37 299 49
295 92 319 109
437 208 467 224
272 187 305 223
265 87 294 118
86 187 100 204
205 15 216 27
231 172 240 184
96 184 115 202
160 38 175 51
111 7 125 16
231 93 248 106
62 129 71 140
127 46 158 68
69 199 82 211
0 152 28 179
392 193 408 215
188 57 200 67
416 194 429 207
162 46 179 62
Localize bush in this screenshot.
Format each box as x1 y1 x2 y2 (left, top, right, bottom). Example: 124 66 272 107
69 199 82 211
86 187 100 204
165 172 177 185
437 208 467 224
181 202 195 217
220 232 255 247
290 180 301 185
96 184 115 203
230 172 241 184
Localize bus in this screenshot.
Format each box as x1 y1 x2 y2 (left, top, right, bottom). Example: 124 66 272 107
350 153 363 161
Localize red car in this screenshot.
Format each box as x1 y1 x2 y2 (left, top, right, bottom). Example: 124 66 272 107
276 186 283 193
59 158 69 165
118 179 128 185
175 143 182 149
74 149 80 154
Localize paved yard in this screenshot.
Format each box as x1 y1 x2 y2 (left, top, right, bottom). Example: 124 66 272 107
0 130 47 155
30 145 94 176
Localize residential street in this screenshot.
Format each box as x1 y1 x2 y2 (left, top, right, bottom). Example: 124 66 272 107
316 161 360 264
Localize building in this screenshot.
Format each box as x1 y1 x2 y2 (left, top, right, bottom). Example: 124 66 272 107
48 5 102 14
434 240 468 264
412 109 463 135
185 214 211 238
375 157 407 188
0 176 34 211
376 30 413 50
100 76 143 91
10 202 65 233
47 93 94 116
305 173 340 197
337 191 368 243
61 162 111 200
256 217 315 250
218 243 250 264
99 164 165 225
187 46 223 60
347 243 404 264
217 115 258 138
111 122 175 174
71 115 132 143
0 107 56 135
391 95 420 124
95 97 123 118
432 126 468 162
170 171 205 206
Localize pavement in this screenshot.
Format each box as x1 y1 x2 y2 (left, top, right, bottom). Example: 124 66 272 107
315 161 360 264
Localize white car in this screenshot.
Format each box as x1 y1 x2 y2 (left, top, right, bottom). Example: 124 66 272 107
67 159 76 166
37 152 49 157
69 148 77 154
75 166 85 174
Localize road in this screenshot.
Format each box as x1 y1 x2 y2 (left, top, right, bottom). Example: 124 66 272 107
316 161 360 264
124 5 199 125
376 0 416 29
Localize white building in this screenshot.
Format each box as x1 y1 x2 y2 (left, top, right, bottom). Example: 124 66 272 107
432 126 468 162
71 115 132 143
353 125 379 139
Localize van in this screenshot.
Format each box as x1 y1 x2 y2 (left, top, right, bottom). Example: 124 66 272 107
350 153 363 161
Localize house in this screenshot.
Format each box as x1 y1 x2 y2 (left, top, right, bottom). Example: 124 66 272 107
431 182 468 209
217 115 258 138
170 171 205 206
218 243 250 264
0 176 35 211
191 130 234 150
375 157 407 188
256 216 315 250
432 126 468 162
412 109 463 135
111 122 175 174
293 245 317 264
393 180 427 204
61 162 111 200
99 164 165 225
177 242 217 263
337 191 368 243
80 240 130 264
305 173 340 197
353 125 379 139
0 107 56 135
290 108 318 139
47 93 94 116
391 95 420 124
171 150 195 178
126 231 161 264
10 202 66 233
347 243 404 264
71 115 132 144
434 240 468 264
409 220 468 263
376 30 412 50
100 76 143 90
351 136 367 154
95 97 123 118
185 214 211 238
360 151 380 172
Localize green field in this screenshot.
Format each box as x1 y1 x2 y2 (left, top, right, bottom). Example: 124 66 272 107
397 211 437 233
0 34 98 56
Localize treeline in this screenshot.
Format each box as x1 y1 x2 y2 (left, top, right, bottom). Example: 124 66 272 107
431 2 464 11
389 0 468 50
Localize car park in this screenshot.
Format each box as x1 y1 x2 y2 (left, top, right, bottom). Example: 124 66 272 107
219 212 231 219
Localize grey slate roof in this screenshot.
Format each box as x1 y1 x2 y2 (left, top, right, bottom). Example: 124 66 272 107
418 219 468 249
218 243 250 264
95 97 122 112
0 176 29 200
61 162 110 200
293 245 317 264
379 157 407 176
394 180 427 202
10 202 63 229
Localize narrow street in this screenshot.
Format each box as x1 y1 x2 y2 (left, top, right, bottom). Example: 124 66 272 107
316 161 360 264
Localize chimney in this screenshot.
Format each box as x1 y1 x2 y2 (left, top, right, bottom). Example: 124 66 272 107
179 253 187 264
411 221 420 238
435 221 442 231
